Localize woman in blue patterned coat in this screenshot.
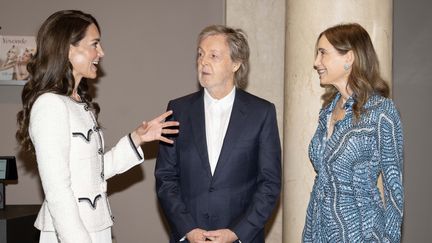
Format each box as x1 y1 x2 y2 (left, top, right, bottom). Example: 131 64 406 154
302 23 404 242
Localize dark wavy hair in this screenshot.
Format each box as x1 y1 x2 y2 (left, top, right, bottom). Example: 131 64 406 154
16 10 101 152
318 23 390 119
197 25 250 89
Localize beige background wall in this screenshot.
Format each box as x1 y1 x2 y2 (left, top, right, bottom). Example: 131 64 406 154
0 1 223 242
225 1 286 242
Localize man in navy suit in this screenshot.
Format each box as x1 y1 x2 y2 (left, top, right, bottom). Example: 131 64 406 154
155 25 281 243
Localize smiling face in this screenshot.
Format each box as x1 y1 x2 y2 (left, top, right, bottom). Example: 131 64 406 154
69 23 104 83
314 35 352 91
197 34 240 99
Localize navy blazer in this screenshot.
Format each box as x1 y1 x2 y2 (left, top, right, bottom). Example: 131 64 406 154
155 89 281 243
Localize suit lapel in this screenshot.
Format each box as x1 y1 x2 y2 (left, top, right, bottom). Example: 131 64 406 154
213 89 248 177
189 91 212 178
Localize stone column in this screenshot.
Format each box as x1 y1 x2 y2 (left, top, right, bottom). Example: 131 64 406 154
283 0 393 242
226 1 286 242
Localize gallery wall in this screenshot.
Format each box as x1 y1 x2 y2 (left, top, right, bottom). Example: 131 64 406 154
394 0 432 242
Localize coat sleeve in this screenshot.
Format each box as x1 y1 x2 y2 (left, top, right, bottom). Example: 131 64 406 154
155 101 198 241
231 103 282 242
29 94 91 243
378 101 404 243
103 133 144 180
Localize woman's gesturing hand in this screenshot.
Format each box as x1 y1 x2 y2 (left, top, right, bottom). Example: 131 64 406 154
131 110 179 146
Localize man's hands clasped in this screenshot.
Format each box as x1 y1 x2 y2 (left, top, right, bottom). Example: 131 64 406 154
187 228 238 243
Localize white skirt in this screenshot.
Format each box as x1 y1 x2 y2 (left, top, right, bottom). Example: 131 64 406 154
39 227 112 243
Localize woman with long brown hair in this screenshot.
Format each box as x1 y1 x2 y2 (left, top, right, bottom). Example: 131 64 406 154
16 10 178 243
302 23 404 242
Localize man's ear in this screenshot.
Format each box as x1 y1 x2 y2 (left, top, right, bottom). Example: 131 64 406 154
233 62 241 72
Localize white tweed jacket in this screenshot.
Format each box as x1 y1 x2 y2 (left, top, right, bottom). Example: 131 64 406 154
29 93 144 243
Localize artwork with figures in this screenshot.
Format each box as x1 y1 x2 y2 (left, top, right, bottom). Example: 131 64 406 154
0 35 36 82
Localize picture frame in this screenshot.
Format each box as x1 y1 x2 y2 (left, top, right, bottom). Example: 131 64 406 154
0 35 36 86
0 156 18 210
0 156 17 180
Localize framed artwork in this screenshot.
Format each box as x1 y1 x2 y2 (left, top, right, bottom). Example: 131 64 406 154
0 35 36 85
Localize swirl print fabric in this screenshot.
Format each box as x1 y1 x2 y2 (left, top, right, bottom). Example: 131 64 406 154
302 93 404 243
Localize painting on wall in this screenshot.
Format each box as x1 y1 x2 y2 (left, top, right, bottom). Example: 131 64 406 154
0 35 36 85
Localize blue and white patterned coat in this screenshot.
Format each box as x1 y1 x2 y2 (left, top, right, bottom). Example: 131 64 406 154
302 93 404 243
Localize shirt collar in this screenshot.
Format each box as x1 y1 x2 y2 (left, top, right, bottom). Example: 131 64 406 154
327 92 355 113
204 87 236 109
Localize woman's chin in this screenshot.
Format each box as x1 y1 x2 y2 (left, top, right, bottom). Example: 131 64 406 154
85 73 98 80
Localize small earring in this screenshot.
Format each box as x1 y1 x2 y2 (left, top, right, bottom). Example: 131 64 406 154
344 63 350 71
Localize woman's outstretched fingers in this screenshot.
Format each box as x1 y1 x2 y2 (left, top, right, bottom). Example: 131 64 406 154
157 110 174 122
132 110 179 145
